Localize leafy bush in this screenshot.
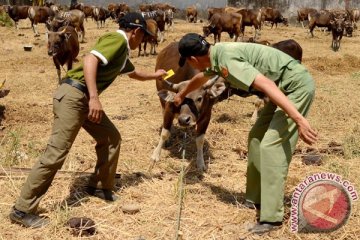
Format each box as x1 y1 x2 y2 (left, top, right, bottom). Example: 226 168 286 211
0 12 13 28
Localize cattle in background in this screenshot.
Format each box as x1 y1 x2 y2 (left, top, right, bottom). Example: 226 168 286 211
261 7 288 28
82 5 94 21
348 8 359 29
139 3 154 12
28 6 55 36
203 12 243 43
330 16 346 51
207 7 224 20
344 20 354 37
108 3 129 20
5 5 29 29
238 8 262 39
297 8 317 28
141 10 166 43
47 26 79 83
138 19 158 57
308 9 333 37
186 6 197 23
93 7 111 28
46 9 85 43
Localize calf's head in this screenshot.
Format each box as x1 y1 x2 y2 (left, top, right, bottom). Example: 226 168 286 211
158 76 226 128
330 17 345 34
47 28 70 57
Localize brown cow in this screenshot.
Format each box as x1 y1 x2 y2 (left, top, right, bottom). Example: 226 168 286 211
238 8 262 39
82 5 94 21
186 6 197 23
261 7 288 28
308 9 333 37
151 42 227 171
141 10 166 43
330 16 346 51
139 3 153 12
47 9 85 43
297 7 317 28
47 26 79 83
138 19 158 57
93 7 111 28
203 12 243 43
28 6 55 36
207 7 224 20
5 5 29 29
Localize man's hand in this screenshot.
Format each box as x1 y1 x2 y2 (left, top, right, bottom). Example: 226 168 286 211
297 117 318 145
154 69 167 80
174 92 184 107
88 96 103 124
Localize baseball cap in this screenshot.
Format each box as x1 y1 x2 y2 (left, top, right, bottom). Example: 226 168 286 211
118 12 154 36
178 33 210 67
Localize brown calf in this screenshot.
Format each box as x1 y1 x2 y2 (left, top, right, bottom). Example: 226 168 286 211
186 6 197 23
47 26 79 83
138 19 158 57
203 12 243 43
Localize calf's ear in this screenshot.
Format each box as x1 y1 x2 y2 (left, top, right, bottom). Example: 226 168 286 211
207 82 226 99
158 90 176 102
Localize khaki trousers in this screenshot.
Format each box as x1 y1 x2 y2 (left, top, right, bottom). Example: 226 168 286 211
245 63 315 222
15 84 121 213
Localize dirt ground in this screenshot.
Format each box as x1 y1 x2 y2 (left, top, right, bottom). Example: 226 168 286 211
0 17 359 240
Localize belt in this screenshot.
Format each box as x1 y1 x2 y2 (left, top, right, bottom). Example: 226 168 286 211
62 78 88 94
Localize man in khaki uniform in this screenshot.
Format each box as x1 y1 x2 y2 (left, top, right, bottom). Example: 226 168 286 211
174 33 318 234
10 12 167 228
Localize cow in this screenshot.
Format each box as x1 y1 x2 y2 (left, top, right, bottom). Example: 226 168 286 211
47 9 85 43
139 4 154 12
261 7 288 28
297 7 317 28
203 12 243 43
330 17 346 51
154 2 176 30
151 42 229 171
82 5 94 21
344 19 354 37
108 3 129 20
5 5 29 29
237 8 262 39
151 39 305 171
186 6 197 23
308 9 333 37
47 26 79 83
28 6 55 36
141 10 166 43
138 19 158 57
93 7 110 28
207 7 224 20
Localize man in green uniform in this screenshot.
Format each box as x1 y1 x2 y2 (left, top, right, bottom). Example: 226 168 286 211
9 12 167 228
174 33 318 234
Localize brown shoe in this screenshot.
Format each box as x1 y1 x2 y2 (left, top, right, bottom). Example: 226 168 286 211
9 207 50 228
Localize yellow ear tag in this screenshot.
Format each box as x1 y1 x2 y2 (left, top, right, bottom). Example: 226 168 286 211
164 69 175 80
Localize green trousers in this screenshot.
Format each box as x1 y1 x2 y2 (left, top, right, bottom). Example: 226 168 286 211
245 62 315 222
15 84 121 213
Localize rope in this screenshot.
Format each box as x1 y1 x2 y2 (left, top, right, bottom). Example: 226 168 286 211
175 132 186 240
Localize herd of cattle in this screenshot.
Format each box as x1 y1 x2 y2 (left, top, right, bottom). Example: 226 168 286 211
0 2 359 170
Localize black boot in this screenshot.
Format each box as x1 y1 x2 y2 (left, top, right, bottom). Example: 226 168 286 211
9 207 50 228
85 186 118 202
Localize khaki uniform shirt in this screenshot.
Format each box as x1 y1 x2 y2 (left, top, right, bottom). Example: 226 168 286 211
66 30 135 93
204 42 297 93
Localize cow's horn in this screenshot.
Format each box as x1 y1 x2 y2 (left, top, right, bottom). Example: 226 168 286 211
202 75 220 89
58 28 67 35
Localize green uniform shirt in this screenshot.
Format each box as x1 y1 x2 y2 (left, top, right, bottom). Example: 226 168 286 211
204 42 296 92
66 30 135 93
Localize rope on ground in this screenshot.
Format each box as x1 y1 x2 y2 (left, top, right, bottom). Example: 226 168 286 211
175 132 186 240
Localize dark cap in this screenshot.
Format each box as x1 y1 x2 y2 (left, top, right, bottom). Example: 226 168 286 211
178 33 210 67
118 12 153 36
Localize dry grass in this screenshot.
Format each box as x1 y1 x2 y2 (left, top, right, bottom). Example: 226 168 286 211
0 18 359 239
